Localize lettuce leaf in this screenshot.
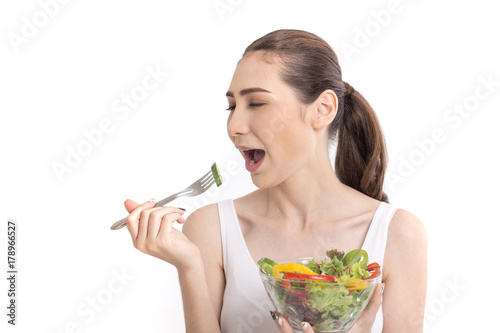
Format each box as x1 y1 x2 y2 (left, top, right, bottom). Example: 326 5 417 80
304 259 321 274
349 262 371 280
305 283 351 313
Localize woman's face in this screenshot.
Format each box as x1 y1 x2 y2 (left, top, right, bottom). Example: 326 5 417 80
226 52 317 188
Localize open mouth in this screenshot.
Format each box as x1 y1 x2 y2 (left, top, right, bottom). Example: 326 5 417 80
240 148 266 166
244 149 265 165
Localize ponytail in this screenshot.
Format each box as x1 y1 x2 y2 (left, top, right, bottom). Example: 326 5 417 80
335 82 389 202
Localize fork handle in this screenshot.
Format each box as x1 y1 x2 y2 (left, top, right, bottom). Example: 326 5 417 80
110 190 191 230
110 217 129 231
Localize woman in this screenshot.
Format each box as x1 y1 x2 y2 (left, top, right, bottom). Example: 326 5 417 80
123 29 427 332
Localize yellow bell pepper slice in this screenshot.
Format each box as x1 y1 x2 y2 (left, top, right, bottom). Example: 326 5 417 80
344 279 369 290
272 263 318 279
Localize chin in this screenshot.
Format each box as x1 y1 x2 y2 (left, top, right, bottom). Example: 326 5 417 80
250 175 269 189
250 173 285 189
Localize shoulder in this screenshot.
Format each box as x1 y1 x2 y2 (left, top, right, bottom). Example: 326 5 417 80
381 208 427 329
182 203 222 262
387 208 427 249
183 203 220 232
384 208 427 279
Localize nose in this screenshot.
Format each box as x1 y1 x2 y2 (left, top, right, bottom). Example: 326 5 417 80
227 108 249 139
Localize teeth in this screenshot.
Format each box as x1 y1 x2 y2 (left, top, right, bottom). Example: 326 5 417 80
239 148 251 151
249 159 255 166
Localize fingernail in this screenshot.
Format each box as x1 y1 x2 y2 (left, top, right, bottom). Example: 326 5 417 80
270 311 276 321
149 198 156 202
301 322 308 330
380 284 385 294
177 207 186 211
278 317 283 327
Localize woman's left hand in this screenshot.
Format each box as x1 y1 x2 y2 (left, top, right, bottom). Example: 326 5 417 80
273 283 384 333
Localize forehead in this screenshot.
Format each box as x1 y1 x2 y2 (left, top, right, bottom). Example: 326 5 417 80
227 52 283 94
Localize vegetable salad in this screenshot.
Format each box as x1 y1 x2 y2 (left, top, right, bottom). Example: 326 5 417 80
258 249 381 331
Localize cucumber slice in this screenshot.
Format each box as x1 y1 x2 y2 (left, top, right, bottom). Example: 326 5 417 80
258 257 277 275
258 257 278 267
211 162 223 187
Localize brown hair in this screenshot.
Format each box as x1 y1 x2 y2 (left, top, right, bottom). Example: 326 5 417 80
243 29 389 202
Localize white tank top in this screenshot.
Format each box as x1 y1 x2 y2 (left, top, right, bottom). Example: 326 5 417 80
218 199 398 333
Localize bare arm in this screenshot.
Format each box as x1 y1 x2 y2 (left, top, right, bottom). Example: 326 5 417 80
181 204 226 332
177 256 222 333
123 200 225 333
382 209 428 332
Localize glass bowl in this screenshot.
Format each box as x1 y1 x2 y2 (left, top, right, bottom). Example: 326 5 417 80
259 256 381 333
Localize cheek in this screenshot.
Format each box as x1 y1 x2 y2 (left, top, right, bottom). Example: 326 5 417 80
279 129 313 162
255 105 302 146
226 114 236 143
226 120 232 141
267 121 314 166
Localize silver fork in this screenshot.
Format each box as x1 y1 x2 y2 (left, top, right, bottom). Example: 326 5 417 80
110 169 216 230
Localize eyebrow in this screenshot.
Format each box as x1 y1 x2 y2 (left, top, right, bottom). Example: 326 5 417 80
226 87 272 98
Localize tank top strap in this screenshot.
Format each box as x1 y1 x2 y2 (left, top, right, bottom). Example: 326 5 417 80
218 199 232 273
217 199 259 278
361 201 399 270
217 199 277 332
360 201 398 333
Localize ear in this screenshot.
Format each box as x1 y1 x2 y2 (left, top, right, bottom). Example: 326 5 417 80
310 89 338 129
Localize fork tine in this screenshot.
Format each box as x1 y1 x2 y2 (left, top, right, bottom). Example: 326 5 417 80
200 170 214 183
203 178 216 189
202 169 213 180
200 174 216 186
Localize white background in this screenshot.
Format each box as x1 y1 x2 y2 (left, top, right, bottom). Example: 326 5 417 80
1 0 499 332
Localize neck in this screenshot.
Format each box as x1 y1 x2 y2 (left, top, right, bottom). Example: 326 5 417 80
263 153 348 228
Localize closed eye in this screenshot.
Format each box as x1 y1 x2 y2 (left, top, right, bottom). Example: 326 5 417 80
249 103 265 108
225 103 265 112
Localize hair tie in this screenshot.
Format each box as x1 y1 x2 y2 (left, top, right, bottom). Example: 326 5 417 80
343 81 354 97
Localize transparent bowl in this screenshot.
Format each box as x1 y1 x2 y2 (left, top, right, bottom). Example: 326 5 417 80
259 256 381 333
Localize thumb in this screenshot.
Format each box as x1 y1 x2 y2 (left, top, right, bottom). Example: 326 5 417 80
124 199 140 213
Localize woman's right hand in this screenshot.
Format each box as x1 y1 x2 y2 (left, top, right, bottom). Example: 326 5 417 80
124 199 201 270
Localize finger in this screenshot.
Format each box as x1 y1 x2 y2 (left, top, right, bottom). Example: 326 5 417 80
274 314 295 333
300 321 315 333
272 312 314 333
157 212 184 239
176 209 187 224
137 207 158 242
148 207 185 239
124 199 140 213
125 199 156 239
128 199 157 221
